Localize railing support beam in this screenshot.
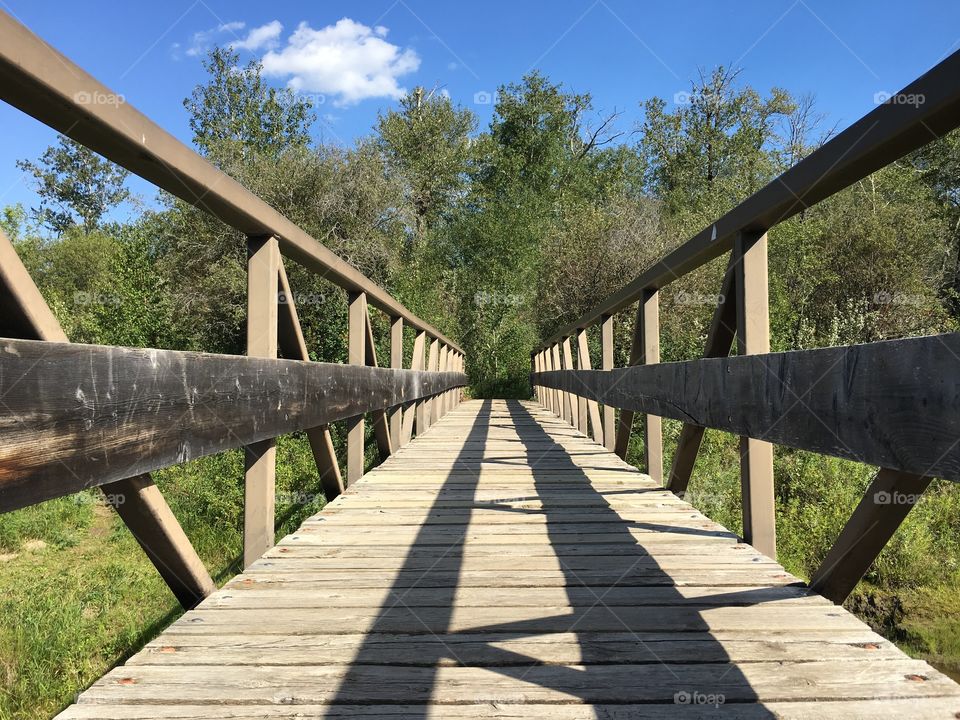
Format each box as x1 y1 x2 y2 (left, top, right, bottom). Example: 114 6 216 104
276 261 343 501
614 290 662 483
389 316 403 448
426 337 440 428
550 343 563 418
666 255 738 495
601 315 615 451
561 337 576 427
363 309 394 461
735 230 776 558
346 291 367 484
244 235 280 569
0 228 215 607
576 329 603 445
408 331 427 441
810 470 932 604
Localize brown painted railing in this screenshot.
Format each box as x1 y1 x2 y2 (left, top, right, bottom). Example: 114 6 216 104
0 12 467 608
531 49 960 604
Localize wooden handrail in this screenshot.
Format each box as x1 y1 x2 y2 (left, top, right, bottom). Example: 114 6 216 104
532 333 960 483
0 337 467 513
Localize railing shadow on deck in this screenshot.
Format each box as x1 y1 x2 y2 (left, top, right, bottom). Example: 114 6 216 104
324 399 493 714
324 399 788 712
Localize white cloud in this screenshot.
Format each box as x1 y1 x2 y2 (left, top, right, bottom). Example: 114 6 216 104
186 21 246 57
231 21 283 52
261 18 420 106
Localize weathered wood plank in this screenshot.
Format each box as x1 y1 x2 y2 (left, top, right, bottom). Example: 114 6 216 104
130 631 898 665
0 228 216 608
55 699 960 719
76 659 960 704
533 333 960 481
0 339 466 511
243 235 280 568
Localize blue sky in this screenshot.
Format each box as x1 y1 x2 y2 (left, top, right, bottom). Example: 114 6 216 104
1 0 958 220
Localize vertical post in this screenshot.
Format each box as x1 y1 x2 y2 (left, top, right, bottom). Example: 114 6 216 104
642 290 662 483
550 343 563 418
601 315 615 451
576 328 603 445
574 337 588 435
735 230 776 558
560 338 575 425
426 337 440 427
439 344 450 418
390 316 403 448
407 330 427 442
614 291 661 475
347 291 367 485
244 235 280 569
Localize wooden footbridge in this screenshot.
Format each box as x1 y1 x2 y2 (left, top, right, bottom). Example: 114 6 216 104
3 10 960 719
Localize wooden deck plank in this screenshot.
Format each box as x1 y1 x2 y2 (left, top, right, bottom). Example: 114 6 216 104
57 399 960 718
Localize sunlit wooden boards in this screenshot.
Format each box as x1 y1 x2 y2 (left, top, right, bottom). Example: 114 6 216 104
57 400 960 718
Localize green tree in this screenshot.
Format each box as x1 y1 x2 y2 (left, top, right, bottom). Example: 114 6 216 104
449 73 638 394
638 66 794 227
376 86 476 237
16 136 130 235
184 46 314 165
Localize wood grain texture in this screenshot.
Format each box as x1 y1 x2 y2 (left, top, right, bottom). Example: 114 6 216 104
243 235 280 568
0 338 466 511
57 400 960 718
533 333 960 481
0 227 216 609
